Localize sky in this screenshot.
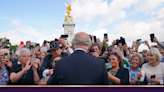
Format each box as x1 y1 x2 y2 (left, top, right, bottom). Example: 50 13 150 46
1 0 164 51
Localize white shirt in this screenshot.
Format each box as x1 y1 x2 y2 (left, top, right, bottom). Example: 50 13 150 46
75 48 86 52
140 62 164 85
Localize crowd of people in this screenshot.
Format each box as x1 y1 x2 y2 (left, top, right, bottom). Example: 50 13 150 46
0 32 164 85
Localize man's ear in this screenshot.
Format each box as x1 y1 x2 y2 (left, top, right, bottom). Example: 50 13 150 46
88 44 92 51
72 43 74 51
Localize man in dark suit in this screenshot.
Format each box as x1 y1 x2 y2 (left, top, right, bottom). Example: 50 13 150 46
47 32 109 85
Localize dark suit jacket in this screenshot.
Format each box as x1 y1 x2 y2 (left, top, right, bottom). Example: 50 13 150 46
40 52 68 75
47 50 109 85
113 68 129 85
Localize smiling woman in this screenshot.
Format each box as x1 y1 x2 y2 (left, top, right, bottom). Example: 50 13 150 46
137 48 164 85
127 53 144 84
107 52 129 85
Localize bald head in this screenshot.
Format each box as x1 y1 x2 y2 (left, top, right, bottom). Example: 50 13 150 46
73 32 91 51
76 32 88 39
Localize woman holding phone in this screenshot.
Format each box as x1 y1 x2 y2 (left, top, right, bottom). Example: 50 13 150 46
107 52 129 85
0 59 9 85
127 53 144 84
10 48 40 85
137 48 164 85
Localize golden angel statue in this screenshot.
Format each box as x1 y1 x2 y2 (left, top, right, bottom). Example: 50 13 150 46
64 1 73 22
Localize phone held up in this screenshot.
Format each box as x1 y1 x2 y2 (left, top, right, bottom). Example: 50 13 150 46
104 33 108 38
29 45 34 50
150 75 156 79
4 53 8 61
30 54 36 65
150 33 155 42
93 36 97 43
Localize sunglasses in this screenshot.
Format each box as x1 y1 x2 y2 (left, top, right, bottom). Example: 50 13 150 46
108 52 118 56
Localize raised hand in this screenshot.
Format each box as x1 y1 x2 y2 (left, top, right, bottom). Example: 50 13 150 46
5 60 13 68
149 77 160 84
112 40 116 46
153 37 159 44
103 37 108 43
137 72 142 80
47 69 54 76
24 59 32 71
32 60 39 71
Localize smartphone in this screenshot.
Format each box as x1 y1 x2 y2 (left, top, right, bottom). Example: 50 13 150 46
150 34 154 42
93 36 97 42
104 33 108 38
30 45 34 50
31 54 36 65
139 41 145 44
20 41 24 45
131 73 136 78
137 39 141 41
105 62 112 69
36 43 40 47
150 75 156 79
43 40 47 45
89 49 95 53
90 49 95 53
133 41 136 45
4 53 8 61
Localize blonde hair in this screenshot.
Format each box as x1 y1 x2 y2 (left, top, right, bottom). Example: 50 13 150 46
129 53 144 66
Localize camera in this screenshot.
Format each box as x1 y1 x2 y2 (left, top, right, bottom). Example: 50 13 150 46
61 35 69 38
89 49 95 53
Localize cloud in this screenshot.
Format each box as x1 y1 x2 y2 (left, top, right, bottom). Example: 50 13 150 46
72 0 164 29
11 19 21 26
0 23 64 45
85 24 90 27
131 0 164 14
92 7 164 52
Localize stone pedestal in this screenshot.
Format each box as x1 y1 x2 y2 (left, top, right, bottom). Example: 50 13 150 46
63 22 75 47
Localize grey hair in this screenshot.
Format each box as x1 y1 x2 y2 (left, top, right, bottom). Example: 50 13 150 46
0 59 3 70
147 48 163 62
112 47 125 60
129 53 144 66
18 48 31 58
0 49 10 56
72 32 91 50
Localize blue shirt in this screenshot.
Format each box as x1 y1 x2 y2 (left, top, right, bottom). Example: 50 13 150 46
0 69 9 85
160 56 164 63
127 66 141 81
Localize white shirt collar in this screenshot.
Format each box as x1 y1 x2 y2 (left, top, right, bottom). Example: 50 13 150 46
75 48 86 52
17 61 20 65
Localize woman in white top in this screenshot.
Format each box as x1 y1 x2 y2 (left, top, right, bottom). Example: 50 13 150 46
137 48 164 85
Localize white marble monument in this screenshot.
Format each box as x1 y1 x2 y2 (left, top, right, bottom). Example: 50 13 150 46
63 1 75 47
63 18 75 46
